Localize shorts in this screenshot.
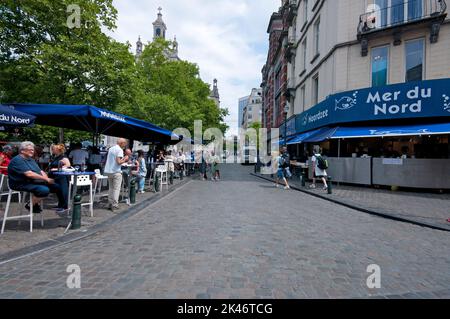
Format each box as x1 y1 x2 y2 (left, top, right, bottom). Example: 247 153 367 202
277 169 285 179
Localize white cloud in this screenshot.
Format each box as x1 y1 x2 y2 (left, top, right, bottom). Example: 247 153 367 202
110 0 279 137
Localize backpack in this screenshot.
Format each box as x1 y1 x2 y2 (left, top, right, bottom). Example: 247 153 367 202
281 153 290 168
316 155 328 170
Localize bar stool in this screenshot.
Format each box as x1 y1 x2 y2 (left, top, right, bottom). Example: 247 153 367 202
155 164 169 191
1 183 44 234
68 175 94 217
0 174 21 203
93 169 108 200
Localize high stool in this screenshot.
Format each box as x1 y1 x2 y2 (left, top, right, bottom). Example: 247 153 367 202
0 174 21 203
1 186 44 234
93 169 108 200
68 175 94 217
155 165 169 191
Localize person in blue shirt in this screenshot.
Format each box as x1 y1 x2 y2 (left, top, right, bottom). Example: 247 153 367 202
8 141 64 214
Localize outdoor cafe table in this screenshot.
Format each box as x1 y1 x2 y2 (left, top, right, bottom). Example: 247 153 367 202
52 171 96 233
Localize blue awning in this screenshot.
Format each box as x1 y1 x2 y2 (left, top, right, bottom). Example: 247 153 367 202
9 103 179 143
330 123 450 139
0 105 36 129
287 129 324 145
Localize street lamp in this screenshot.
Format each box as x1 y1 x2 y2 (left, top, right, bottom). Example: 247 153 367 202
283 102 290 146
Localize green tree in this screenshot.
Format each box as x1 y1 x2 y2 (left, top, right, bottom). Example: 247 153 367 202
127 38 229 135
0 0 138 143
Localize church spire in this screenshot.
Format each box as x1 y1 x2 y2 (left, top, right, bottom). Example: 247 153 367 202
136 35 143 58
153 6 167 40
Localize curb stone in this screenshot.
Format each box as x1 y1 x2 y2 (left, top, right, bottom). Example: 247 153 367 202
0 179 193 265
251 173 450 233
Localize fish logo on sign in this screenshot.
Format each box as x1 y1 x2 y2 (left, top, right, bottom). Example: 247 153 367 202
302 114 308 126
443 95 450 112
335 91 358 111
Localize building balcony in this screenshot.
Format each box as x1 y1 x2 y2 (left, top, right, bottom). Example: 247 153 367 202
357 0 447 56
286 0 298 24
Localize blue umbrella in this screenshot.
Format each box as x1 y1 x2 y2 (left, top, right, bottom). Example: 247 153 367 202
0 105 36 130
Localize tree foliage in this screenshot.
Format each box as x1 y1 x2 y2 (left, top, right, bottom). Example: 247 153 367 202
0 0 228 144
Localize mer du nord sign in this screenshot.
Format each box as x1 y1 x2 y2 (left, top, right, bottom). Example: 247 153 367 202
298 78 450 133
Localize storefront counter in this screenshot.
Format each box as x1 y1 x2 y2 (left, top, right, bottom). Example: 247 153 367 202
308 157 450 189
372 158 450 189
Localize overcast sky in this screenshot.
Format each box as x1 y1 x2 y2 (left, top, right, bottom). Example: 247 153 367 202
109 0 279 136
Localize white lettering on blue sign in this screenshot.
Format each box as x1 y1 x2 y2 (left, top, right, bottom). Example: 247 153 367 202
367 86 431 116
100 111 126 123
307 110 328 124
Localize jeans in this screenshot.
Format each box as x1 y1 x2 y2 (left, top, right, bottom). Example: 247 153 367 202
11 183 64 206
106 173 122 208
54 176 69 209
137 175 145 191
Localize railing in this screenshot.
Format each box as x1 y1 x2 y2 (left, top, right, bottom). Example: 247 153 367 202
358 0 447 34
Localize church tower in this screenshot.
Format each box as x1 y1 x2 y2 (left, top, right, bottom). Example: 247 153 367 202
136 36 143 58
153 7 167 40
210 79 221 108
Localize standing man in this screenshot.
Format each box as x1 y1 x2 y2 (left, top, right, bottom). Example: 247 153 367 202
281 146 292 179
104 138 129 212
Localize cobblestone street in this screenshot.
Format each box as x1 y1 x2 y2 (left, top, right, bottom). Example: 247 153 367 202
0 164 449 299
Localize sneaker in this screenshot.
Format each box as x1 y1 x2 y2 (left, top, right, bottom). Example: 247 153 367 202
309 184 316 189
109 205 119 212
323 186 328 191
139 190 145 194
274 183 280 188
55 208 69 216
284 186 290 190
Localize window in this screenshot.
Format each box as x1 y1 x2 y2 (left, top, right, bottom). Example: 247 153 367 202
300 85 306 112
274 96 281 126
312 74 319 105
371 46 389 87
248 114 253 120
313 18 320 56
249 106 253 112
301 38 307 71
376 0 423 27
275 66 282 94
405 39 424 82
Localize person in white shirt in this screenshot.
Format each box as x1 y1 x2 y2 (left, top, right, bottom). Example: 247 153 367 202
310 145 328 191
104 138 129 211
69 143 89 167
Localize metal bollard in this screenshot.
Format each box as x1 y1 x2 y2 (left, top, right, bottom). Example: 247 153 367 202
71 194 82 230
301 172 306 187
154 173 160 192
129 178 136 204
169 171 174 185
327 176 332 194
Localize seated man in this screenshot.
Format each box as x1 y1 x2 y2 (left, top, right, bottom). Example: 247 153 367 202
8 141 64 214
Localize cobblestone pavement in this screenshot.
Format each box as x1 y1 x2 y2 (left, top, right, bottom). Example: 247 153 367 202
0 177 186 256
260 173 450 231
0 164 449 299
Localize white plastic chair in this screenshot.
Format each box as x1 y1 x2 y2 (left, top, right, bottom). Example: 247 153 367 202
93 169 108 200
68 175 94 217
1 182 44 234
155 164 169 191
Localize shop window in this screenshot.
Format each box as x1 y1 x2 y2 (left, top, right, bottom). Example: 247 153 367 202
371 46 389 87
405 38 424 82
312 74 319 105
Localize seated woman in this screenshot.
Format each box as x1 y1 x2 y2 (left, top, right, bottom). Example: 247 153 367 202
48 144 71 213
8 142 64 214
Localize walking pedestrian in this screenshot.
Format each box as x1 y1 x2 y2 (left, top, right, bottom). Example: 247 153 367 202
274 150 290 190
310 145 328 191
104 138 129 212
